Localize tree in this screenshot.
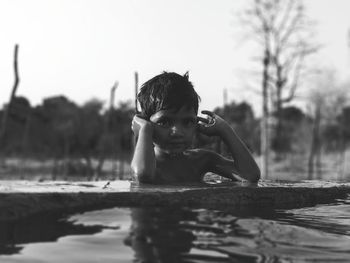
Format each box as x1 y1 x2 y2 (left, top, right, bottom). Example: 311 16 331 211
0 96 32 155
38 96 80 176
306 70 348 179
214 101 260 154
239 0 319 175
74 99 104 176
276 106 306 154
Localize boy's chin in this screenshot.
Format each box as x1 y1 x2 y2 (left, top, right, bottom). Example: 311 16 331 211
164 148 185 155
157 146 188 155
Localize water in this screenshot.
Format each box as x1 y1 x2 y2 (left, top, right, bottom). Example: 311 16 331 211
1 196 350 263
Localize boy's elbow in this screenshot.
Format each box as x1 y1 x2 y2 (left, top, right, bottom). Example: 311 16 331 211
239 168 261 183
250 170 261 183
131 166 155 184
247 167 261 183
135 173 154 184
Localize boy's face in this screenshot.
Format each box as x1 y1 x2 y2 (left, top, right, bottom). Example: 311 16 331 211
150 106 197 155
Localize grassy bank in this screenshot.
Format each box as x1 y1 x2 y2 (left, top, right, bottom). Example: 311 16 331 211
1 150 349 182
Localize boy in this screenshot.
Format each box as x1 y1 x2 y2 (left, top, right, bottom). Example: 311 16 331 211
131 72 260 184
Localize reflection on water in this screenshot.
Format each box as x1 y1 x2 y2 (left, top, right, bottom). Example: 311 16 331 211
124 208 197 263
0 214 106 256
1 198 350 262
276 198 350 236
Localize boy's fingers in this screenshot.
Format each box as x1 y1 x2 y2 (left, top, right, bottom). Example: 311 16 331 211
199 112 216 127
197 116 209 124
205 118 216 127
201 110 214 117
197 118 216 128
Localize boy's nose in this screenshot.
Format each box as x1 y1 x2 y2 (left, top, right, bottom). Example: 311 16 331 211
170 125 184 136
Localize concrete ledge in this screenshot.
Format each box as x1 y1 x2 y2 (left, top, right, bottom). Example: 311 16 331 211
1 180 350 221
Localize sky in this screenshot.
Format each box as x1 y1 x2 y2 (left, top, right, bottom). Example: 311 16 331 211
0 0 349 115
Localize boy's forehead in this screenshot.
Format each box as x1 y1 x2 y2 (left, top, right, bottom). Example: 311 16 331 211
151 106 196 118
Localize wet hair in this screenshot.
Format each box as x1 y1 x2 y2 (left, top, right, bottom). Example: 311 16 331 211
137 71 200 119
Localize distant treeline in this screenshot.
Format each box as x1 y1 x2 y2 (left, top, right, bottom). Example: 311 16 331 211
213 101 350 157
0 95 349 177
0 96 134 176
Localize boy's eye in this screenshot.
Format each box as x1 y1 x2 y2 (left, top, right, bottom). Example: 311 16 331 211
157 119 171 127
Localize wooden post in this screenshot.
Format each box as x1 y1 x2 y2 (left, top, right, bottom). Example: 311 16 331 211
132 72 139 150
110 81 118 178
308 105 321 180
134 71 139 113
223 88 228 106
0 44 20 146
110 81 118 110
218 88 228 155
261 48 270 179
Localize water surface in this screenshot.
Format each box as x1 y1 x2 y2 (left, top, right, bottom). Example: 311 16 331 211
1 195 350 262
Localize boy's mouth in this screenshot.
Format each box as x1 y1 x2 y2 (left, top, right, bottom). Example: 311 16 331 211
167 141 187 148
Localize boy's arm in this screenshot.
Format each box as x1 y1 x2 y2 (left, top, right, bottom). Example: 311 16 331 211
131 115 156 183
198 111 261 183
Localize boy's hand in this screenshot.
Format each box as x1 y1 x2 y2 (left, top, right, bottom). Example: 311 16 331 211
131 114 153 138
197 110 230 137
